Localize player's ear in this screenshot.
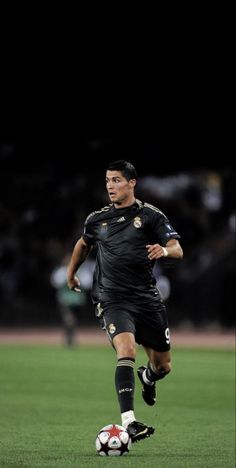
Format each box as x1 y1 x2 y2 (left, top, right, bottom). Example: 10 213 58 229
129 179 136 188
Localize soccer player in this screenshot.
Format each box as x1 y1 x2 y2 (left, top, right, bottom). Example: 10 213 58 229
67 160 183 443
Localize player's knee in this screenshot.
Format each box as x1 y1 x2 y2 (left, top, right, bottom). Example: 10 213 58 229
116 343 136 359
113 333 136 359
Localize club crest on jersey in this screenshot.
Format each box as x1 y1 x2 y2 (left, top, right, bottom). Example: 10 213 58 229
133 216 142 228
108 323 116 334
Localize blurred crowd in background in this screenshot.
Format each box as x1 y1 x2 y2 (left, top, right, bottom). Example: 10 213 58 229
0 138 235 339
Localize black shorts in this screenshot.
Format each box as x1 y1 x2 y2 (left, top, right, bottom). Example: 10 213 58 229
95 300 171 352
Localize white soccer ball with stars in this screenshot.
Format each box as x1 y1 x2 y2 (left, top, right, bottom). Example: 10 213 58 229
95 424 131 456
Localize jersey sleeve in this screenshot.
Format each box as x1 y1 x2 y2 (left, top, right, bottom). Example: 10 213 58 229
82 214 96 246
149 211 180 246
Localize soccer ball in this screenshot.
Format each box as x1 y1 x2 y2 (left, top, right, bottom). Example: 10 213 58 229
95 424 131 456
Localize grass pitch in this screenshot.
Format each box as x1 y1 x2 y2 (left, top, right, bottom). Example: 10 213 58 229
0 344 235 467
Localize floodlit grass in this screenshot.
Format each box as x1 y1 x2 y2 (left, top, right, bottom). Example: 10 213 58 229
0 344 235 467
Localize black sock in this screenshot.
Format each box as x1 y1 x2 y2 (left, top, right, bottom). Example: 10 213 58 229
146 361 169 382
115 357 135 413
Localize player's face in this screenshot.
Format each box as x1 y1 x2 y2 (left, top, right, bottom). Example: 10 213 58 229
106 170 136 207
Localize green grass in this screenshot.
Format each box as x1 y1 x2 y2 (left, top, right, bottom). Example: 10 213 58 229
0 345 235 467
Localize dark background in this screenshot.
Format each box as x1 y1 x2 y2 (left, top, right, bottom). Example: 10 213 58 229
0 130 235 330
0 43 235 330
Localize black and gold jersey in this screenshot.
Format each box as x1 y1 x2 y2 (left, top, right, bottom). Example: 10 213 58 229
82 200 180 304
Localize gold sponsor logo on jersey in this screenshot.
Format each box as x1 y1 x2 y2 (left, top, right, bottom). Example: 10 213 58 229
108 323 116 334
133 216 142 228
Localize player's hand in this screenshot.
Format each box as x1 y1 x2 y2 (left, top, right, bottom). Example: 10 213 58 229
67 275 81 293
146 244 167 260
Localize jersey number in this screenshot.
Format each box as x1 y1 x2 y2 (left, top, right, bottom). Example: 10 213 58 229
165 327 170 344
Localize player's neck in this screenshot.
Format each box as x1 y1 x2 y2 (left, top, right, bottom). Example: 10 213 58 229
114 196 136 209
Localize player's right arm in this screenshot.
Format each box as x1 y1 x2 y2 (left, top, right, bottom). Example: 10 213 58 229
67 237 92 292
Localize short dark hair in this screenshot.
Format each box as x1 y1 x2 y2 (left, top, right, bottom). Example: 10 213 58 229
107 160 137 181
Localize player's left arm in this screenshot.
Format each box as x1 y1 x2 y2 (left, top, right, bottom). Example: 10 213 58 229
146 239 183 261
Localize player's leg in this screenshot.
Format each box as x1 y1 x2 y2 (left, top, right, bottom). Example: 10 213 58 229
98 306 138 429
112 331 155 442
138 348 171 405
136 302 171 406
145 348 172 378
99 304 155 442
113 331 136 426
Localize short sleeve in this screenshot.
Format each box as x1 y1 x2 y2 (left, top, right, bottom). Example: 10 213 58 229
150 212 180 246
82 215 96 246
